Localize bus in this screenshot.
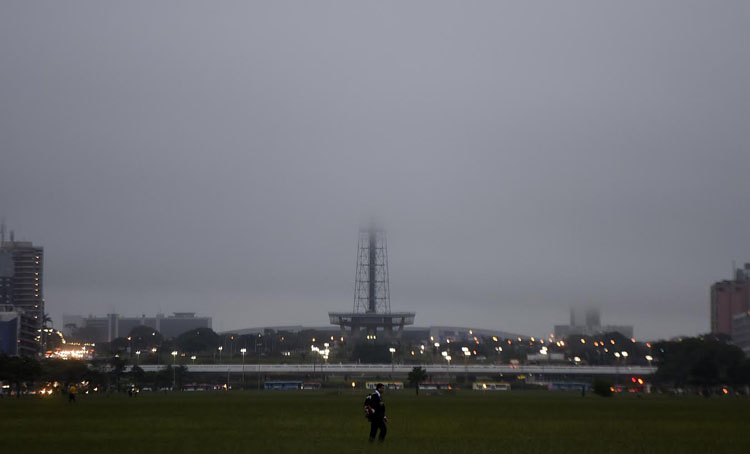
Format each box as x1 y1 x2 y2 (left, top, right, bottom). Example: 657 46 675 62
365 381 403 390
548 382 590 392
264 381 302 390
472 382 510 391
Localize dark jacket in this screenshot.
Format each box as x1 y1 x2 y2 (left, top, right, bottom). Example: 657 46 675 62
369 391 386 420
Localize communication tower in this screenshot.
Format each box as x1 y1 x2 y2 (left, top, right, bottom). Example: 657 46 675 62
353 228 390 314
329 226 414 339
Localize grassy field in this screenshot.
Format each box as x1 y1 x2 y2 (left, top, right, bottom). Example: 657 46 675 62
2 390 749 454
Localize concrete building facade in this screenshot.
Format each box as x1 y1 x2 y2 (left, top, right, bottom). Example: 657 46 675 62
711 264 750 337
63 312 212 342
0 232 45 351
731 312 750 356
0 310 38 356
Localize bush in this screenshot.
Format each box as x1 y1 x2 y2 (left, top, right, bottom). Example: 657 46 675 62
592 378 613 397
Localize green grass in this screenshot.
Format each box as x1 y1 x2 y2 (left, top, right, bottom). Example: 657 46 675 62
2 391 749 454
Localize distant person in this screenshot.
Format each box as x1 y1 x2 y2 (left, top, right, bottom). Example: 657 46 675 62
68 384 77 404
365 383 387 442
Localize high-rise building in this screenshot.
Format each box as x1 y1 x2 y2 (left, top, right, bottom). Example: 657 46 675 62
710 264 750 336
0 249 13 308
0 310 38 356
731 312 750 356
554 307 633 339
0 227 44 348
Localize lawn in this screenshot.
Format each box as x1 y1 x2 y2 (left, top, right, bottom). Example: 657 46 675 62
2 390 749 454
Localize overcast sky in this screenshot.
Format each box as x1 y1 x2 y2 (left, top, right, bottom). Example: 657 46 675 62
1 1 749 340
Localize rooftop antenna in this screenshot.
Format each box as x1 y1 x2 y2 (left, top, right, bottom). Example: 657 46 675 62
0 219 5 244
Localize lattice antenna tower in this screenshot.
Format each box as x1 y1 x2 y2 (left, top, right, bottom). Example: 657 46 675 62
353 227 390 314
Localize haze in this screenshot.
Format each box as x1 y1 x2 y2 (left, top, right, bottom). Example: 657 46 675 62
1 1 749 339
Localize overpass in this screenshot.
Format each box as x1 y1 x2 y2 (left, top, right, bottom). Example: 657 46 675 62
130 363 656 376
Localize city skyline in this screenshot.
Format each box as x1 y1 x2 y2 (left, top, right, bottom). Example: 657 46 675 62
2 2 749 340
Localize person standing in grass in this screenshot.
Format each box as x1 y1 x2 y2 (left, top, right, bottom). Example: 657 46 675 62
366 383 387 442
68 384 77 404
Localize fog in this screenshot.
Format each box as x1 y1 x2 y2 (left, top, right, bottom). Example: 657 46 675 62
1 1 749 339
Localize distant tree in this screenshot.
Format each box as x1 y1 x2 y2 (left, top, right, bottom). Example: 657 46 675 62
653 336 745 390
43 359 88 385
84 367 109 392
130 365 146 387
176 328 220 354
128 326 164 350
110 356 127 392
592 378 613 397
1 355 42 396
174 365 189 390
407 367 428 395
351 342 392 363
43 329 66 351
160 338 178 355
156 366 173 390
729 359 750 387
110 337 129 354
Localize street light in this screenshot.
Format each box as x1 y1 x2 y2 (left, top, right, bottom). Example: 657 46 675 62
614 352 621 385
171 351 178 390
463 349 471 370
389 347 396 375
191 355 196 365
445 354 452 381
135 350 141 365
218 345 223 363
240 348 247 388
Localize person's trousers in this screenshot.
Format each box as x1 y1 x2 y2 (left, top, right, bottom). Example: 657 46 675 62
369 419 387 441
